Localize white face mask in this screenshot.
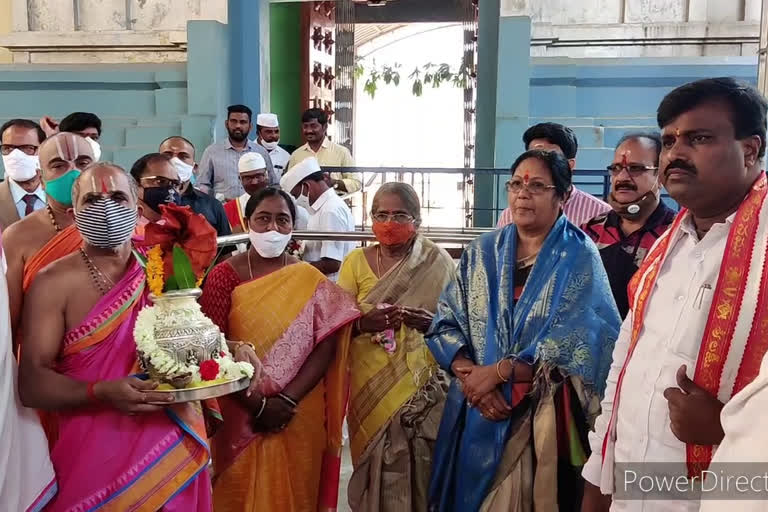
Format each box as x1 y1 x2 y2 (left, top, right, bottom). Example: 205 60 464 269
294 183 313 213
248 229 292 258
86 137 101 161
2 149 39 182
261 139 279 151
170 157 195 183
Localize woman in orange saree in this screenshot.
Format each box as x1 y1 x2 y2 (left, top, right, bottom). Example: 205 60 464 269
200 187 359 512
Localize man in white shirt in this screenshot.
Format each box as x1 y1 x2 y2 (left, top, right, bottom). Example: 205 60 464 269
0 119 47 230
281 157 355 281
254 113 291 176
582 78 768 512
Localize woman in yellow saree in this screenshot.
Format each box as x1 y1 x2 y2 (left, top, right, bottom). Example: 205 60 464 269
338 183 455 511
200 187 360 512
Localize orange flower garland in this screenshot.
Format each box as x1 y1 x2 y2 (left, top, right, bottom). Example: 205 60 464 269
146 245 165 296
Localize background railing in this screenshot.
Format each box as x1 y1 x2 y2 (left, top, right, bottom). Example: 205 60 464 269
323 166 675 229
217 228 492 248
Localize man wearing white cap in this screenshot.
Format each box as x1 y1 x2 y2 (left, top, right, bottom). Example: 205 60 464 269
225 152 309 235
223 152 271 233
255 113 291 176
281 157 355 281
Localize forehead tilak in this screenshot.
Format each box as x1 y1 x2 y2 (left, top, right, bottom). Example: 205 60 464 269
54 134 81 161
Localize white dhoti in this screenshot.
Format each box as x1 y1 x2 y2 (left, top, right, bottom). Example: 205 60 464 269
0 251 57 510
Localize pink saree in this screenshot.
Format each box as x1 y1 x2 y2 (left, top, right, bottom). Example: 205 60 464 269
45 258 211 512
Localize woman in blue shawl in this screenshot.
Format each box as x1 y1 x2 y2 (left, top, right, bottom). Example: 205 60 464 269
427 150 621 512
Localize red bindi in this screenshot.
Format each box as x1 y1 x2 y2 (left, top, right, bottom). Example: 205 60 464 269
523 173 529 185
100 177 109 194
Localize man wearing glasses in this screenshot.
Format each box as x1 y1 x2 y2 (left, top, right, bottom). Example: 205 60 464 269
129 153 184 234
0 119 47 230
581 132 676 318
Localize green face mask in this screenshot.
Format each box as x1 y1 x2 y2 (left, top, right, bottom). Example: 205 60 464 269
44 169 81 207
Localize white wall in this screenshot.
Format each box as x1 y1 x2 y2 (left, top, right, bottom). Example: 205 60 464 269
502 0 761 57
3 0 227 63
502 0 761 22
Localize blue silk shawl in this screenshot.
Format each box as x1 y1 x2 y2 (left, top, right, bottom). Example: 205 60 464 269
426 216 621 511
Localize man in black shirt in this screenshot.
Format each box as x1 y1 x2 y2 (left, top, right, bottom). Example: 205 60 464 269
581 132 676 318
159 136 231 237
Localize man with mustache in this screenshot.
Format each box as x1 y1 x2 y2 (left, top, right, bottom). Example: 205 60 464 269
582 132 675 318
582 78 768 512
287 108 361 196
198 104 276 201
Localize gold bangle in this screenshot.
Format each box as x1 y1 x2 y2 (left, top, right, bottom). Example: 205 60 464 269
496 359 510 383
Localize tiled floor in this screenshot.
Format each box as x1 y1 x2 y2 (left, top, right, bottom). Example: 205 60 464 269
338 447 354 512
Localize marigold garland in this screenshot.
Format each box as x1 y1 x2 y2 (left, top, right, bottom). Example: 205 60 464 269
146 245 165 296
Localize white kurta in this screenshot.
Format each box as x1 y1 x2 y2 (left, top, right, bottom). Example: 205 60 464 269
0 250 56 510
698 352 768 511
268 146 291 176
583 214 734 512
303 188 356 282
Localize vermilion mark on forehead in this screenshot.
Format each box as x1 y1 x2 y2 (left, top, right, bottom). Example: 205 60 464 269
523 173 529 184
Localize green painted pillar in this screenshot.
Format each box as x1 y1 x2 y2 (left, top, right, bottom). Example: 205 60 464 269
473 0 501 227
269 3 303 148
473 11 532 227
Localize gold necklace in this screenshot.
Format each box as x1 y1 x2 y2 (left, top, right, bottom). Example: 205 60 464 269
376 244 407 278
80 248 114 295
516 250 539 269
46 205 61 232
248 249 287 280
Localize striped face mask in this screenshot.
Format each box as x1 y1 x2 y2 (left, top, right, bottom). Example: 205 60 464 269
75 197 138 249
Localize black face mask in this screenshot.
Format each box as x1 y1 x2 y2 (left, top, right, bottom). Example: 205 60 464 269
143 186 181 213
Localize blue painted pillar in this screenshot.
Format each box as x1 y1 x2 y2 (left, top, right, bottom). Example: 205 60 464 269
228 0 270 113
493 17 531 167
490 16 531 225
473 13 531 227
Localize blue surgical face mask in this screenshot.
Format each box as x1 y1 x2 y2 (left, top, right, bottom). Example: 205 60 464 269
44 169 81 207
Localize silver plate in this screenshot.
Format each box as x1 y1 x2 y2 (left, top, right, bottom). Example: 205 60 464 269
148 376 250 404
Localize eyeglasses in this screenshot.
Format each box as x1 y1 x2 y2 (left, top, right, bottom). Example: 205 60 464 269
606 163 658 177
1 144 38 156
371 213 415 224
505 180 556 195
140 176 182 190
241 173 268 183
